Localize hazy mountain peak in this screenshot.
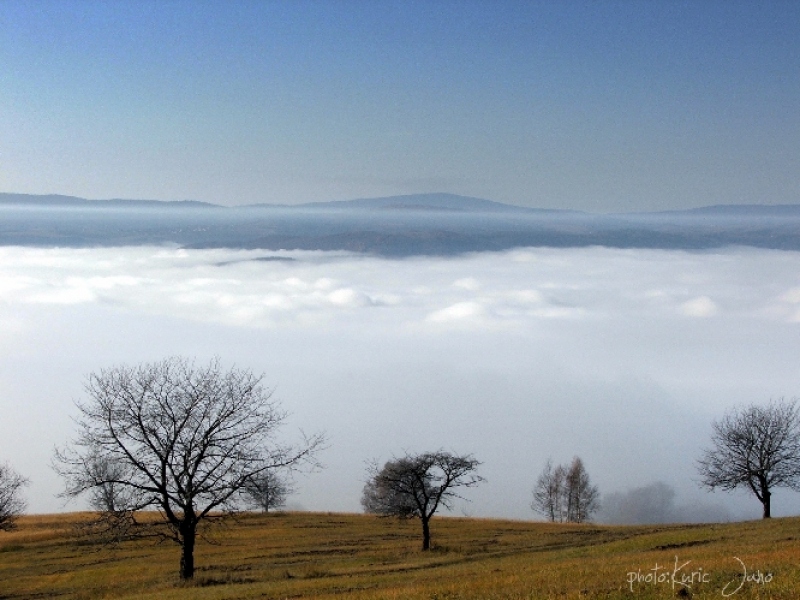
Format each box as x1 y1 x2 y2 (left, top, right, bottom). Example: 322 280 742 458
297 193 535 213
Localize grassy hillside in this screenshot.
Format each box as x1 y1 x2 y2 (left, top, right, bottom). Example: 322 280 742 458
1 511 798 599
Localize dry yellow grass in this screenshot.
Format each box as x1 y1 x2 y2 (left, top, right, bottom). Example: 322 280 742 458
1 511 799 599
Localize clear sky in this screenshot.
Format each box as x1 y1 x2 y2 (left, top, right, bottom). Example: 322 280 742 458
1 0 798 211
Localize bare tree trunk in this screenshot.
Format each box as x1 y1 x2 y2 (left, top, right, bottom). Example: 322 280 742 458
762 489 771 519
421 517 431 551
180 524 196 579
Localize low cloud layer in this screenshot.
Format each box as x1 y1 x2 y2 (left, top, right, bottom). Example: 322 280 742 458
1 246 799 519
3 246 800 332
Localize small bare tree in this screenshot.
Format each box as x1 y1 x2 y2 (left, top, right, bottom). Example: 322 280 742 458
83 452 143 513
242 470 294 513
362 451 483 550
532 457 599 523
54 356 323 579
564 457 600 523
531 459 566 522
0 462 28 531
697 399 800 519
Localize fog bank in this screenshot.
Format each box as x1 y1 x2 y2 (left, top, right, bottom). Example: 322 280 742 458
1 246 799 520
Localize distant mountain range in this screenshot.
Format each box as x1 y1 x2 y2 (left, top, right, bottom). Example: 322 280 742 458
1 192 799 256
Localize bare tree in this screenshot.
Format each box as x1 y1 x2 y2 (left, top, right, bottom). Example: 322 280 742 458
531 459 566 522
82 452 143 513
0 462 28 531
54 356 323 579
362 451 483 550
697 399 800 519
532 457 599 523
242 470 294 513
564 457 600 523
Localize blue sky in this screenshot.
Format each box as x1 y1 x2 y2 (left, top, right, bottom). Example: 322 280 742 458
1 0 798 210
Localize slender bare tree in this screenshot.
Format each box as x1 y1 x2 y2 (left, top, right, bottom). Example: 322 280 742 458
564 457 600 523
532 457 599 523
531 459 566 522
0 462 28 531
362 451 483 550
697 399 800 519
54 356 323 579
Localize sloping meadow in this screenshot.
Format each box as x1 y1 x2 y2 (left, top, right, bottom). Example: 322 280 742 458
1 512 799 599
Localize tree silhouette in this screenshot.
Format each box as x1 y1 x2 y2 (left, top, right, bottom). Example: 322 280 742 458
362 451 483 550
0 462 28 531
55 356 323 579
532 457 599 523
697 399 800 518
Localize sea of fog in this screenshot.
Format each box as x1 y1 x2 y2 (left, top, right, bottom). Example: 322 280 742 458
1 245 799 521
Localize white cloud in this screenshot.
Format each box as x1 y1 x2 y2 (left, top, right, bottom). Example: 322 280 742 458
779 287 800 304
3 246 800 520
283 277 308 290
64 275 144 290
261 293 294 310
30 286 97 305
530 306 586 319
679 296 718 318
0 275 36 299
427 301 486 323
314 278 337 291
0 246 796 329
453 277 481 291
328 288 372 307
506 289 544 304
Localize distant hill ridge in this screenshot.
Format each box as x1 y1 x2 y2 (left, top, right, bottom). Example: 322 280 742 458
0 193 219 209
2 192 799 216
289 193 568 214
0 192 546 213
651 204 800 217
2 191 800 255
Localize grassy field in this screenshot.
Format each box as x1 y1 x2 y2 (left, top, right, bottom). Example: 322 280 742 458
1 511 798 599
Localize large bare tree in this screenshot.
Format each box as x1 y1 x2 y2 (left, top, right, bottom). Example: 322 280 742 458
55 356 323 579
362 451 483 550
532 457 599 523
697 399 800 519
0 462 28 531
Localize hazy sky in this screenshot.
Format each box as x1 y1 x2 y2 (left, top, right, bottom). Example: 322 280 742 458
2 246 799 519
2 1 798 211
